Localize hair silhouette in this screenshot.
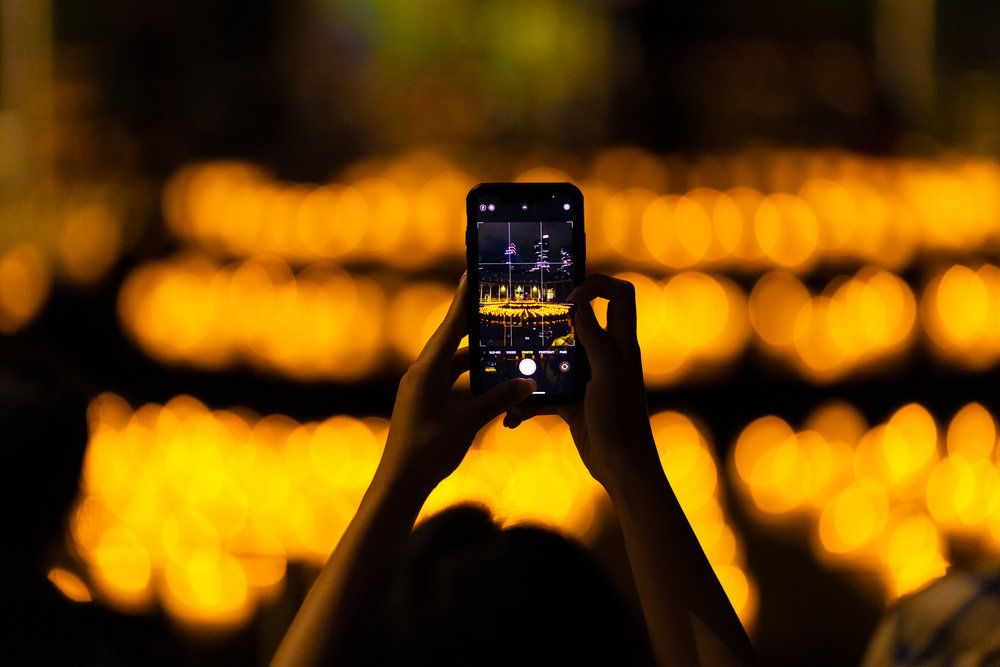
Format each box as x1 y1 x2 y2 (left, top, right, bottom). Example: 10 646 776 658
349 503 654 666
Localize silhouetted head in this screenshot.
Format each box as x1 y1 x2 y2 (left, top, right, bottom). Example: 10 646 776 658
353 504 652 666
0 356 89 576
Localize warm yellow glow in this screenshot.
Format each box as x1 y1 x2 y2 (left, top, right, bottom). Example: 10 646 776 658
753 194 819 270
662 272 730 350
935 265 989 342
818 481 888 553
515 167 573 183
58 203 123 283
798 177 857 254
118 256 385 379
647 411 754 625
728 401 1000 600
650 412 717 515
922 264 1000 369
733 416 795 486
876 403 938 499
604 188 657 263
747 433 811 514
947 402 996 461
750 266 915 381
714 564 751 619
749 271 810 349
641 195 712 268
48 567 93 603
162 552 253 626
805 401 868 448
123 148 1000 386
389 283 456 361
0 244 51 333
688 188 741 263
879 512 948 597
78 394 754 626
156 151 1000 278
608 270 748 385
164 156 474 266
90 526 153 605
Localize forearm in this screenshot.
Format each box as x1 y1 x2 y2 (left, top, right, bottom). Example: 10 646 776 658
271 465 432 667
605 464 755 667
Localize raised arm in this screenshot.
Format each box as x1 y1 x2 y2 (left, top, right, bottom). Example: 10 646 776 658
271 274 535 667
506 274 757 667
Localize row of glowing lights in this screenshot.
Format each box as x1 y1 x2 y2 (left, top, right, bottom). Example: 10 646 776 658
164 149 1000 272
56 393 753 628
5 147 1000 337
118 254 1000 383
732 401 1000 598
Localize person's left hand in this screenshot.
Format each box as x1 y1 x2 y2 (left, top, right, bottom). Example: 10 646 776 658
379 273 536 493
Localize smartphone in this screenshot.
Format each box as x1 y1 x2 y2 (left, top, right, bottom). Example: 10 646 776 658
465 182 587 403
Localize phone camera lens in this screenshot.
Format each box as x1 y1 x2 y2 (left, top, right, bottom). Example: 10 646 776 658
487 204 495 211
479 204 487 212
563 203 571 210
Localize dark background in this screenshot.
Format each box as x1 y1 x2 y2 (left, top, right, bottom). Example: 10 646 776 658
6 0 1000 664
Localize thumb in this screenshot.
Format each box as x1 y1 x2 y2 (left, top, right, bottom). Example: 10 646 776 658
467 378 536 429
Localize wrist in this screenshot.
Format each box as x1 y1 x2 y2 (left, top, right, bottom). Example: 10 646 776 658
369 459 439 508
596 438 668 502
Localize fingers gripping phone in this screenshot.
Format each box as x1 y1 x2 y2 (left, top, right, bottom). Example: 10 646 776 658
466 183 587 404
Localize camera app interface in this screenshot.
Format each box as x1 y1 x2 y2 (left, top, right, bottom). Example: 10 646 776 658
476 206 576 397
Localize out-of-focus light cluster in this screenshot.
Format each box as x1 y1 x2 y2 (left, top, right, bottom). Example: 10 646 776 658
611 271 749 384
117 258 748 384
69 394 755 627
0 244 51 333
117 256 388 380
162 149 1000 272
730 400 1000 599
163 156 473 267
749 267 916 381
0 184 144 333
922 264 1000 369
120 255 963 385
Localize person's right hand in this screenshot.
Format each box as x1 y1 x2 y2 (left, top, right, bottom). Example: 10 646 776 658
505 274 660 490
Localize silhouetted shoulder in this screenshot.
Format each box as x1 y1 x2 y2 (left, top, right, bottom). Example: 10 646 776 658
862 569 1000 667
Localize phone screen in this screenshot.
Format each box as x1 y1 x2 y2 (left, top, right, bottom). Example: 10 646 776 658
467 183 585 401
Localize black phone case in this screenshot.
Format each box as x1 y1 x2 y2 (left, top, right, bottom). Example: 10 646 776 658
465 182 588 404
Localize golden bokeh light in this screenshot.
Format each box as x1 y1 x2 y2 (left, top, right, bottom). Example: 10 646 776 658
946 402 995 461
732 400 1000 601
0 244 51 333
922 264 1000 368
153 149 1000 281
77 395 756 627
163 155 473 266
48 567 93 603
118 256 386 379
749 271 811 349
754 193 819 270
750 266 916 381
58 203 123 283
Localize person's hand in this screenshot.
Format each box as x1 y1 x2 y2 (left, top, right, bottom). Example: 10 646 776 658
504 274 659 490
380 273 537 493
